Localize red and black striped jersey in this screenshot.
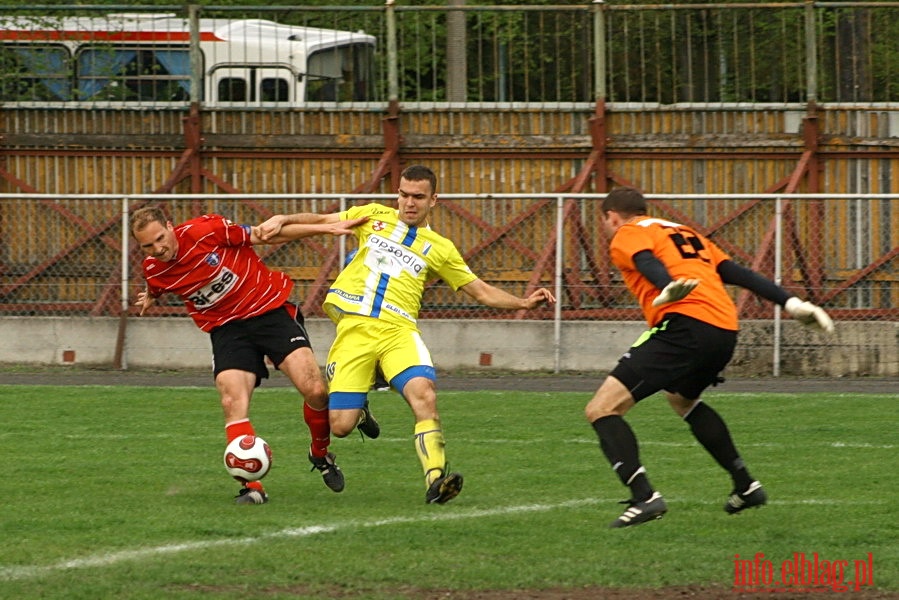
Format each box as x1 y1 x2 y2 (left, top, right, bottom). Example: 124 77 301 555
142 214 292 332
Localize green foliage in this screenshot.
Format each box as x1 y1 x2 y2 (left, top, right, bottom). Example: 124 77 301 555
0 384 895 598
1 3 898 103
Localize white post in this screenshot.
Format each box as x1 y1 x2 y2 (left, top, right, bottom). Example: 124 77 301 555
188 5 201 105
773 196 783 377
119 196 130 369
553 195 564 373
339 196 348 266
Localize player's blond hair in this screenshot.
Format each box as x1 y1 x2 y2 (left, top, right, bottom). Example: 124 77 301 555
130 206 169 236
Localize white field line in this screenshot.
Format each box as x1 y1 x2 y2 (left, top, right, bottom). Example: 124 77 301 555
0 498 601 582
1 494 886 582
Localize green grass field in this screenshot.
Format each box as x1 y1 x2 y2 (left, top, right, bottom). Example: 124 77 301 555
0 384 895 599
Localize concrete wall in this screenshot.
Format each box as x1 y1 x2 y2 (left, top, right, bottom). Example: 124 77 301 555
1 316 896 378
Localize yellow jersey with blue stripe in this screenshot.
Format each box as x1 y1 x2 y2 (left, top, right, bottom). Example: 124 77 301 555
323 203 478 327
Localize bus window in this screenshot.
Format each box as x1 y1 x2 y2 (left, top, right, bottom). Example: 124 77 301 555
218 77 247 102
306 47 341 101
260 77 289 102
76 46 190 101
210 66 293 105
306 43 373 102
351 43 374 101
0 45 71 101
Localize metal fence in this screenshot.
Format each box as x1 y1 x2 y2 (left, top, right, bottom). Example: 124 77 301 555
1 3 899 107
1 193 895 320
2 193 895 375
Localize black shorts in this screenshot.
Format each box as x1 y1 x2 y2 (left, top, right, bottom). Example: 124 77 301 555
609 313 737 402
209 303 314 385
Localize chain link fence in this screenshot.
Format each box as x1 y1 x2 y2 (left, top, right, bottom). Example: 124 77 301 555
1 193 895 375
1 193 894 319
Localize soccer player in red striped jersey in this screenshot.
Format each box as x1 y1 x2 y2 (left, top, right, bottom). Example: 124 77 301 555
131 206 364 504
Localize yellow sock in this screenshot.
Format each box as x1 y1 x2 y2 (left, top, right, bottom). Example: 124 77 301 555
413 419 446 487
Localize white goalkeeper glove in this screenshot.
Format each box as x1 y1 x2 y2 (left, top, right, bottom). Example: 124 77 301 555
784 297 834 333
651 278 700 307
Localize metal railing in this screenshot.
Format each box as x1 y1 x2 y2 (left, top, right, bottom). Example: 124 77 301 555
1 3 898 107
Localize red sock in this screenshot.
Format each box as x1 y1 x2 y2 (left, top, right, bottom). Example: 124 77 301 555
304 402 331 458
225 419 255 444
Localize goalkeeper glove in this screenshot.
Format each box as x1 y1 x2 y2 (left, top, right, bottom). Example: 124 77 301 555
651 278 700 307
784 297 834 333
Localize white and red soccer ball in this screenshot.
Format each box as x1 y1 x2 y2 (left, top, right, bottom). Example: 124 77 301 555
223 434 272 482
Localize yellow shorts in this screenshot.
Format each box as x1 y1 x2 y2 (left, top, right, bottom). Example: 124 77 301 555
326 315 435 409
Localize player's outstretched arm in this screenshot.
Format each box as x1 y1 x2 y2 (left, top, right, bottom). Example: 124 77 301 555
716 260 834 333
252 215 365 244
460 278 555 310
784 297 834 333
256 212 338 242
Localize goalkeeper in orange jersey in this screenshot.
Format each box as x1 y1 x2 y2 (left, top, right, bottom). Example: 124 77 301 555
586 187 833 528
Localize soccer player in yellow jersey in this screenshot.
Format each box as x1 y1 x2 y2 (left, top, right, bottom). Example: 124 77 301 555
259 165 555 503
588 187 834 528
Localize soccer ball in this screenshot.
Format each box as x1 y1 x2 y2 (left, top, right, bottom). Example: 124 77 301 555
223 434 272 482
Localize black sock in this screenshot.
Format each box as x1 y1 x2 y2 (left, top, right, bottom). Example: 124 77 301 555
592 415 654 502
684 401 753 491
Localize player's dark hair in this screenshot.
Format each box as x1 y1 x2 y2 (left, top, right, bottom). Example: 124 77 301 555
602 186 647 217
130 206 169 235
400 164 438 194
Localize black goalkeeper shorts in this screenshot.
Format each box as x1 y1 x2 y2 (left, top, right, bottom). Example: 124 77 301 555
609 312 737 402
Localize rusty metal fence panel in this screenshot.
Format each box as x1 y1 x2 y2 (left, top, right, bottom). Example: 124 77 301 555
8 105 898 197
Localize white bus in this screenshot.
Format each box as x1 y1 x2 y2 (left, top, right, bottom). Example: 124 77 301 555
0 13 377 107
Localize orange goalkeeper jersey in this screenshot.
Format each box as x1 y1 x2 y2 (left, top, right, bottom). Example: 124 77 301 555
609 216 739 330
